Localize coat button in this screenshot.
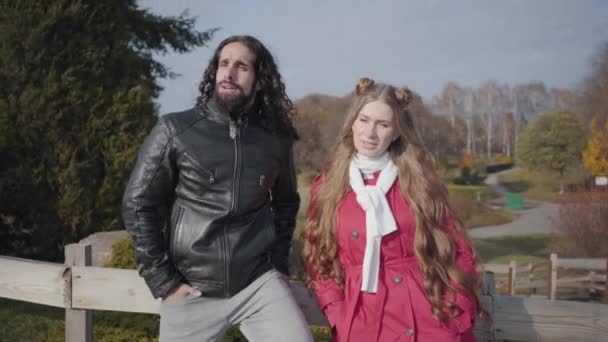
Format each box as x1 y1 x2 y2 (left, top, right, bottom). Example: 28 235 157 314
406 328 414 336
393 275 403 284
351 231 359 238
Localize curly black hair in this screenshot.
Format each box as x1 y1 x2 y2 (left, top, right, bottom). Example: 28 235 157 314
196 35 298 140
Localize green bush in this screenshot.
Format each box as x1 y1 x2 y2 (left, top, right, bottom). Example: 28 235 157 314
453 166 485 185
105 237 137 269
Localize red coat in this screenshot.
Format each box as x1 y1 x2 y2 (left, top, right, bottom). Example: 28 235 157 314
309 174 478 342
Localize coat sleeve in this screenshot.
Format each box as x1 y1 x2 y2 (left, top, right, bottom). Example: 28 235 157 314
306 175 345 328
121 118 183 299
444 215 478 333
269 138 301 276
444 216 477 281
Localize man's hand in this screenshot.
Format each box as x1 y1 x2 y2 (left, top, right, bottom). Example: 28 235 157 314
162 283 202 303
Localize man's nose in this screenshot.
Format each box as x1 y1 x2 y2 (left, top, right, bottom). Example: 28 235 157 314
225 66 236 81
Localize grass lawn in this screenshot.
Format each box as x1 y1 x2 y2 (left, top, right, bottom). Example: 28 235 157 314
448 185 515 229
498 167 589 203
473 234 549 264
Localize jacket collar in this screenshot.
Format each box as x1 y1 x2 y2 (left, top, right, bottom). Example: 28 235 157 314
202 97 231 125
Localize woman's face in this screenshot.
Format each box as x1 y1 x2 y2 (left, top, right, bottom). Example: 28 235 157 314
351 100 399 158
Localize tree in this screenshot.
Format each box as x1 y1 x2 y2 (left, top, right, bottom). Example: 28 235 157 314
582 118 608 176
502 112 515 157
516 110 586 193
581 42 608 127
0 1 216 260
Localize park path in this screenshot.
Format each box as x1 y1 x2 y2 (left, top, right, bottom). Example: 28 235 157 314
468 170 560 239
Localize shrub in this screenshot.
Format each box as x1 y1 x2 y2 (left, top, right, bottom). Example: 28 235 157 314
105 237 136 269
453 166 485 185
548 187 608 257
485 162 514 174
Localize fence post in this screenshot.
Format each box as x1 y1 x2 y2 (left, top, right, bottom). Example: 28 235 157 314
65 244 93 342
483 271 496 297
508 260 517 296
604 258 608 304
549 253 558 300
481 271 496 342
527 262 534 295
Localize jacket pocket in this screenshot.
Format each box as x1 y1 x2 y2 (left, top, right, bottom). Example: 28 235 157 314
171 206 185 262
183 152 216 184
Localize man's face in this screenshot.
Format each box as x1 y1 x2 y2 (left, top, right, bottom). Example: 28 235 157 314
214 42 257 114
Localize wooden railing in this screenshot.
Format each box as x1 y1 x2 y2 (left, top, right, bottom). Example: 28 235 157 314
484 253 607 301
2 244 608 341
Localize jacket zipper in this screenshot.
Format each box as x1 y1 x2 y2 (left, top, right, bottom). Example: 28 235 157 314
225 117 242 296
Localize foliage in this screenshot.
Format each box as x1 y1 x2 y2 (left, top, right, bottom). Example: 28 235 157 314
548 188 608 258
515 110 586 177
582 118 608 176
105 237 136 269
581 42 608 127
0 0 216 260
473 235 548 264
453 166 485 185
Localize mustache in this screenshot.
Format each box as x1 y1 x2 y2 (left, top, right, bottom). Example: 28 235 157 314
217 80 243 91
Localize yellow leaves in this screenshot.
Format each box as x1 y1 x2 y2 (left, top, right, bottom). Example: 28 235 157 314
582 118 608 176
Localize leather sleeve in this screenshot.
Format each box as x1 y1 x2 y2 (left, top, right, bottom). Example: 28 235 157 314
121 118 183 299
269 138 301 275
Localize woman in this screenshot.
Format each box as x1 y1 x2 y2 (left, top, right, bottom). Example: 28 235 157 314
302 78 485 341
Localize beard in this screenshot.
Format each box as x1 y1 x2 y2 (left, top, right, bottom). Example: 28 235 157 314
214 81 255 119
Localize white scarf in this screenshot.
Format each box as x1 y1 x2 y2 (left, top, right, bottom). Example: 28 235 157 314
349 153 398 293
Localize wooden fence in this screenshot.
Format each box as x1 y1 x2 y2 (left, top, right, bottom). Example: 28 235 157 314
1 244 608 341
484 253 607 301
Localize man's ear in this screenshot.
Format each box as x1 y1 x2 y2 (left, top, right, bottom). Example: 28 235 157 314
255 80 262 91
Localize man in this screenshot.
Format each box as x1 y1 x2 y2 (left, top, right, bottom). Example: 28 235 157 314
122 35 313 342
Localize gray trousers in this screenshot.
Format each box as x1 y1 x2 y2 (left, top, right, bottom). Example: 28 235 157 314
159 269 314 342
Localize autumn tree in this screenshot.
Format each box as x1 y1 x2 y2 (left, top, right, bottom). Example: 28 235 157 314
582 118 608 176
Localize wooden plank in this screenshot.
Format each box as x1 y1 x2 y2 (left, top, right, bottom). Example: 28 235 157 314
550 253 558 300
475 272 496 341
72 265 160 314
508 261 517 296
473 295 494 341
514 262 530 274
514 279 547 290
557 258 608 271
71 266 330 326
527 262 534 296
558 275 599 287
604 258 608 304
0 256 69 308
483 264 509 274
65 244 93 342
493 295 608 341
531 260 550 271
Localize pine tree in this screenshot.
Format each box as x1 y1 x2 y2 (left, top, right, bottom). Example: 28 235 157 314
0 1 217 260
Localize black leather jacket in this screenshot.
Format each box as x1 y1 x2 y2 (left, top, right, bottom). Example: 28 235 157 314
121 101 300 299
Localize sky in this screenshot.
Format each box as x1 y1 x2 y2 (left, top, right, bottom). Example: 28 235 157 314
137 0 608 114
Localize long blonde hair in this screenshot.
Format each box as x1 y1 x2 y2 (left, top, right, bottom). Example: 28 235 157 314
302 77 485 321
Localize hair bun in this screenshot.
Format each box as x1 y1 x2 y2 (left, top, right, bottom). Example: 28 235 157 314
356 77 375 96
394 87 413 106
